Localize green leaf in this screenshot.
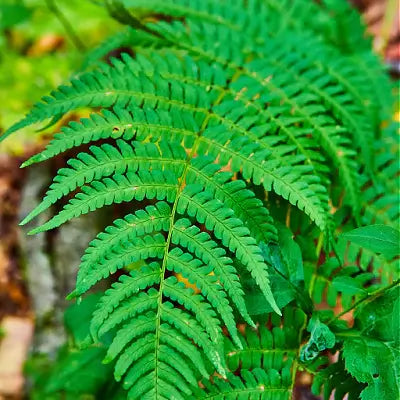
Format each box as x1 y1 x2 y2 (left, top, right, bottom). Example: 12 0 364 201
44 346 113 395
354 285 400 345
257 225 312 314
340 225 400 258
276 224 304 285
5 0 397 398
244 271 295 316
64 293 103 347
343 337 399 400
341 286 400 400
300 317 336 362
332 276 367 296
0 3 31 29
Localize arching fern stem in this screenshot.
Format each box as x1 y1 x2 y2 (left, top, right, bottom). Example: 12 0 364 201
327 278 400 326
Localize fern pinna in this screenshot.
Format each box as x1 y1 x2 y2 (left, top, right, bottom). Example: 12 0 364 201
2 0 399 399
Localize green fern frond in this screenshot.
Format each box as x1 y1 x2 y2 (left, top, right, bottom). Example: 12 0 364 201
5 1 396 399
91 270 228 396
97 0 391 127
361 123 400 227
197 130 329 229
27 170 179 234
340 240 400 283
194 368 292 400
186 157 278 243
178 185 279 314
225 307 306 371
114 1 390 216
73 202 171 296
21 106 199 168
21 141 185 225
193 307 307 399
143 20 362 215
171 218 253 328
312 361 364 400
166 246 243 347
332 125 400 281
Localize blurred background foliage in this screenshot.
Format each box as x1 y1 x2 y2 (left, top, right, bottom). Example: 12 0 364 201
0 0 119 154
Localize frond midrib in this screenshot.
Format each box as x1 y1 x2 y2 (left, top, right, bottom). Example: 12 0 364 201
152 89 228 395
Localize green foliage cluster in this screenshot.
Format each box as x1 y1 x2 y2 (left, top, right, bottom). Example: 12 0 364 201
2 0 399 399
0 0 117 153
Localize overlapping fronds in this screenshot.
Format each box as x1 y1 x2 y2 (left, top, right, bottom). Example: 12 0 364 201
192 307 306 400
3 0 397 399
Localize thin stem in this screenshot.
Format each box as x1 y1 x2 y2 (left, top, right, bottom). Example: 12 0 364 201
45 0 86 51
328 279 400 325
289 313 308 398
315 232 324 258
285 204 292 228
330 239 343 267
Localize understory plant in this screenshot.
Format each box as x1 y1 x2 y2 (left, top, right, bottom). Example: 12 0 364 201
2 0 399 399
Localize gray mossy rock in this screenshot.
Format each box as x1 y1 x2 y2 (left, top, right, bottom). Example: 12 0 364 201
19 165 97 354
19 166 56 324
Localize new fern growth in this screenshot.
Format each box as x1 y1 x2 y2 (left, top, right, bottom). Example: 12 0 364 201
3 1 399 399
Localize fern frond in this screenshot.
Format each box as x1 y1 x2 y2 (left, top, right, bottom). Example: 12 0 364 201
144 20 362 215
27 170 179 234
225 307 306 371
178 184 280 314
115 3 385 218
21 106 199 167
192 308 306 399
360 123 400 227
166 246 242 347
123 0 390 117
119 0 337 50
312 361 363 400
6 1 396 398
331 125 400 281
187 157 278 243
163 277 222 344
171 217 253 327
160 302 226 375
198 133 329 229
19 53 329 229
92 271 228 394
4 55 223 140
13 45 332 239
339 239 400 283
90 265 161 337
82 235 165 297
73 202 171 296
193 368 292 400
22 141 185 225
104 312 156 364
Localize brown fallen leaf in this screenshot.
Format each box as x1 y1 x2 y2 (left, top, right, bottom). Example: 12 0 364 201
27 34 65 56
